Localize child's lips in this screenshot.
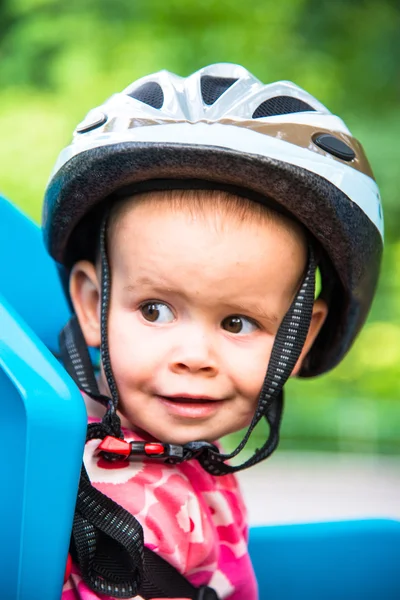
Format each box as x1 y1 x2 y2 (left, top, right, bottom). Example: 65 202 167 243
156 394 225 418
161 394 220 403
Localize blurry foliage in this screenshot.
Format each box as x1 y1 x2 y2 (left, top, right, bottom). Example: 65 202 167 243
1 0 400 452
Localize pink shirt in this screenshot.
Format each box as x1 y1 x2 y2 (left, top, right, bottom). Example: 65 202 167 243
63 417 258 599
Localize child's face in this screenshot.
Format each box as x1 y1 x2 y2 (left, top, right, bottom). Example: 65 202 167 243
71 194 327 444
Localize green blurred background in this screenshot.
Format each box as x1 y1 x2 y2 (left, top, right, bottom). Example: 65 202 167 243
1 0 399 455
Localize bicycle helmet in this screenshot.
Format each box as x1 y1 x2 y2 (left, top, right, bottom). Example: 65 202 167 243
43 63 383 379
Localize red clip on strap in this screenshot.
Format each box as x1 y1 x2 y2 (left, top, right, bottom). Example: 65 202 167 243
98 435 131 458
144 442 165 455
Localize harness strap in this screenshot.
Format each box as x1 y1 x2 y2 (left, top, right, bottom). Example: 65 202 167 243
71 465 219 599
142 549 219 599
72 466 144 598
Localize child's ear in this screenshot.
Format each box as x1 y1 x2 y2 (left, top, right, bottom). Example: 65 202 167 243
69 260 101 348
291 298 328 376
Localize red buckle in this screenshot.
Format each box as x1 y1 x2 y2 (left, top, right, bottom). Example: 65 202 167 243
144 442 165 455
98 436 131 458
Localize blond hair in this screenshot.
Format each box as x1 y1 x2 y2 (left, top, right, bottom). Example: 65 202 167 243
109 188 306 243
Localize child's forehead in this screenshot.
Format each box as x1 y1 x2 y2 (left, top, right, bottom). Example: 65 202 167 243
106 189 308 301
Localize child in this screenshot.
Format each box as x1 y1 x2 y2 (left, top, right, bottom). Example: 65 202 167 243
42 64 383 600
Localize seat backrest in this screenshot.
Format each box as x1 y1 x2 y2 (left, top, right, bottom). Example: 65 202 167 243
0 195 70 353
0 292 87 598
0 195 87 597
249 519 400 600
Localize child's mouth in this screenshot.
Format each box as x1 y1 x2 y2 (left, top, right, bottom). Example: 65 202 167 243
162 395 215 403
157 395 224 418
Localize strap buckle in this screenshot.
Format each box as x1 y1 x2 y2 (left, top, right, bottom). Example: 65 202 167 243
97 436 219 464
183 441 219 460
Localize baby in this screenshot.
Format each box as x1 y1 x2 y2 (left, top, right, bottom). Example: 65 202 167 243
42 64 383 599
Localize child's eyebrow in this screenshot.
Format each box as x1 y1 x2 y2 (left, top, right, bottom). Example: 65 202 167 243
254 308 279 324
233 303 279 327
123 276 165 290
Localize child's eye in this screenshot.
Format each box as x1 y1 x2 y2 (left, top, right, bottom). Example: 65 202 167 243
222 315 258 335
140 302 174 323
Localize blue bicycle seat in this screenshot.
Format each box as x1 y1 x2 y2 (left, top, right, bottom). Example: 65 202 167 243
0 196 86 598
0 195 70 354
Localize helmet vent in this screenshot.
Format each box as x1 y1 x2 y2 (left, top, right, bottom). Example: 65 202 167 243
128 82 164 109
252 96 315 118
201 76 238 105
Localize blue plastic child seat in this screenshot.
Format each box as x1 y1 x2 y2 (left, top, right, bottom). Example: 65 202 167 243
0 195 70 354
0 293 87 599
249 519 400 600
0 195 86 598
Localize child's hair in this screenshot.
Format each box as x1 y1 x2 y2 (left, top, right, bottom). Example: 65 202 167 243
108 188 307 251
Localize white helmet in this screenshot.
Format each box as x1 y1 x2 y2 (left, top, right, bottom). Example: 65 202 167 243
43 63 383 377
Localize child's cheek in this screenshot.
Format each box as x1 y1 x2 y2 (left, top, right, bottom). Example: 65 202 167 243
109 315 168 391
228 339 273 399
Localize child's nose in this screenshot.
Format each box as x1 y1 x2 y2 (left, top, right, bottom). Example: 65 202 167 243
168 332 218 376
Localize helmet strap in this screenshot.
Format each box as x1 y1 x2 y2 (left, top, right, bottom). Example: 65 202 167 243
59 211 123 443
98 210 123 438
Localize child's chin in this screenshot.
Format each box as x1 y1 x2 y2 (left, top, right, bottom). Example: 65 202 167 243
154 429 215 446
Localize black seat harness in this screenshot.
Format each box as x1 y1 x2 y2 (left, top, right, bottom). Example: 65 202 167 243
59 233 316 598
